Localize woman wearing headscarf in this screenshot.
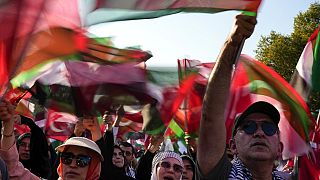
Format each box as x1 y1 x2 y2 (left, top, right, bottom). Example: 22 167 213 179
96 108 136 180
150 151 184 180
180 155 196 180
16 115 50 179
135 135 164 180
56 137 103 180
0 100 103 180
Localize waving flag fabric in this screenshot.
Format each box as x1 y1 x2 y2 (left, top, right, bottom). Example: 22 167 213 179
298 154 320 180
174 59 214 135
22 61 154 117
291 28 320 101
142 75 197 135
0 0 83 96
45 109 77 142
226 55 315 159
84 0 262 25
0 0 45 96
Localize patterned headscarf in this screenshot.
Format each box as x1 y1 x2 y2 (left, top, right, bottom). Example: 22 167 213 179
151 151 183 180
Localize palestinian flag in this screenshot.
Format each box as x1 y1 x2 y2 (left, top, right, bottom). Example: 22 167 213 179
21 61 154 117
0 0 83 96
290 28 320 101
11 35 152 89
141 68 198 135
226 55 316 159
176 59 214 134
83 0 262 25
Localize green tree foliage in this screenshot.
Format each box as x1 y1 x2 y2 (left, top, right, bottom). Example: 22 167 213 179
255 3 320 113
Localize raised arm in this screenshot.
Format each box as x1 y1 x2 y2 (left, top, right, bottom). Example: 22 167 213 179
136 135 164 180
0 100 16 150
197 14 257 175
0 100 40 180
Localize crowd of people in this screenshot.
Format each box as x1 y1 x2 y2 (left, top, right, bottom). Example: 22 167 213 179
0 14 294 180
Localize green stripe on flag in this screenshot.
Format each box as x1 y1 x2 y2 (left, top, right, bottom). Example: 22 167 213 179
11 60 54 88
249 80 277 95
168 119 185 139
241 10 257 17
312 29 320 91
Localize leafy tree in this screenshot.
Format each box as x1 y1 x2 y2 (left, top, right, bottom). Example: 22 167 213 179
255 3 320 113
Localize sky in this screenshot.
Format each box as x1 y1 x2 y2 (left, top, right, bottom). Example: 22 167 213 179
89 0 318 67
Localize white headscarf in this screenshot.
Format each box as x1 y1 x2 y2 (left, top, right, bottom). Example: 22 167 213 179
150 151 183 180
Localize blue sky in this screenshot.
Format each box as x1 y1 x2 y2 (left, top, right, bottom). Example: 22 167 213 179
89 0 317 67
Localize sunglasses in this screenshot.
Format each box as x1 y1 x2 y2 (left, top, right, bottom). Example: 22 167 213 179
159 161 183 174
239 121 278 136
60 152 91 168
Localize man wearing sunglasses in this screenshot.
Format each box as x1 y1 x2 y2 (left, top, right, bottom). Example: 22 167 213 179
197 14 288 180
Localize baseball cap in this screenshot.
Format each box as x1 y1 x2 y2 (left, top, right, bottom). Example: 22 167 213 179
56 137 103 161
231 101 280 137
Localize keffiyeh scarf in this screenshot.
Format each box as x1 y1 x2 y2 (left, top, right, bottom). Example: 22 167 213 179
228 157 286 180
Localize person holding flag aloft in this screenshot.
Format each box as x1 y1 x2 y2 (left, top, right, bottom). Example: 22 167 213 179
197 14 289 179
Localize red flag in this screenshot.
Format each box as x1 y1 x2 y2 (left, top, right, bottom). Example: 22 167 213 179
226 55 315 159
45 109 77 141
298 155 320 180
0 0 83 96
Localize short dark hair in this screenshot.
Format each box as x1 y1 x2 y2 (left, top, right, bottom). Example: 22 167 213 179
119 141 135 155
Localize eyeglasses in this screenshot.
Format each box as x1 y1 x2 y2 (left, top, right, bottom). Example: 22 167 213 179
239 121 278 136
60 152 91 168
159 161 183 174
19 142 30 149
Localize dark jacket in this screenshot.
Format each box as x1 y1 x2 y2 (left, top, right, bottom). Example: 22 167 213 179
97 130 136 180
19 116 50 179
135 150 156 180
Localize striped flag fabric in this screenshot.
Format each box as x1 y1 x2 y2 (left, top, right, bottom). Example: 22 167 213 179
83 0 262 25
226 55 316 159
175 59 214 135
20 61 154 117
290 28 320 101
0 0 82 96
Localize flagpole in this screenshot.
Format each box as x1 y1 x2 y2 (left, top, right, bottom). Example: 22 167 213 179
311 110 320 143
232 38 245 66
182 59 189 136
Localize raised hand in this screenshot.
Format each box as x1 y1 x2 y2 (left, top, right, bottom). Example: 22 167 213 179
74 120 85 137
83 116 102 141
0 100 16 123
148 135 164 153
228 14 257 46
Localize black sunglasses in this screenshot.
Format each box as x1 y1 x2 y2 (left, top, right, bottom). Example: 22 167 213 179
60 152 92 168
240 121 278 136
159 161 183 174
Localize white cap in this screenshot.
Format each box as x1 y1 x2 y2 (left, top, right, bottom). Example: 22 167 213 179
56 137 103 161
